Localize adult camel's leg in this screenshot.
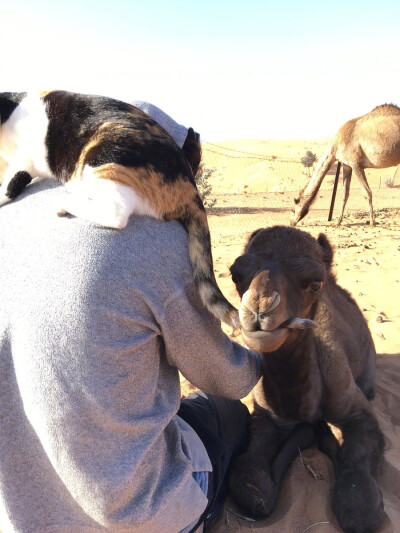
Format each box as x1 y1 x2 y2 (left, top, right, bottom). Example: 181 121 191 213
352 165 375 225
336 165 352 226
332 410 384 533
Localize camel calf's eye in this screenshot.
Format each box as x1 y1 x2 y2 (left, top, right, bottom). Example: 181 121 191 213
310 281 322 292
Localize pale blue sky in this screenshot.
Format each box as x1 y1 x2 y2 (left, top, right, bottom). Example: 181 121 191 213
2 0 400 140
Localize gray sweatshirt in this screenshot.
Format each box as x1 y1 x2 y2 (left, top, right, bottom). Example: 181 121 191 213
0 180 260 532
131 101 189 148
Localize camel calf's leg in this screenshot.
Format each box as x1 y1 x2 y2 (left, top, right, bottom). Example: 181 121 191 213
332 410 384 533
229 415 315 520
228 415 281 519
271 422 316 486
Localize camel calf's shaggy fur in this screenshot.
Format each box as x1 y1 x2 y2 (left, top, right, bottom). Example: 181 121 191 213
228 226 384 533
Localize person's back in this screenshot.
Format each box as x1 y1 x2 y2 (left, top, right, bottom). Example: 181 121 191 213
0 179 259 532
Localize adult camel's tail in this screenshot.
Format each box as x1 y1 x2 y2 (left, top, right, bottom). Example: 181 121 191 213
291 143 337 225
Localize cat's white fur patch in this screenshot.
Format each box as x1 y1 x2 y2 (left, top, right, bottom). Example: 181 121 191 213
59 168 159 228
0 92 51 187
0 94 159 229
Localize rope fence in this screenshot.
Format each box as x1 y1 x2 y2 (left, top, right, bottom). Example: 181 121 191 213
201 142 400 231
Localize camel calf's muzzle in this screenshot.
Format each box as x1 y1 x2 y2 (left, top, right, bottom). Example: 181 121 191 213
239 269 316 352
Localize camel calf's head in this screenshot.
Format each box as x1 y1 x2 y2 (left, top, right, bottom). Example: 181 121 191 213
230 226 333 352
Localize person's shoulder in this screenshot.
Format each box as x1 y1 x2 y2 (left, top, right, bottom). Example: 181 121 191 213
127 213 186 239
124 215 190 268
1 180 193 279
0 178 59 228
105 216 194 294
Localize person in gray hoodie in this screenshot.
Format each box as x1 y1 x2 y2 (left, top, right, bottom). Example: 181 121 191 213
131 100 202 177
0 178 261 533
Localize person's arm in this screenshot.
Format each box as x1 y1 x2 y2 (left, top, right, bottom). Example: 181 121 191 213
160 280 261 399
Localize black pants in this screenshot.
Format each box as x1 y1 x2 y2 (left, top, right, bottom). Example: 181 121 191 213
178 391 250 531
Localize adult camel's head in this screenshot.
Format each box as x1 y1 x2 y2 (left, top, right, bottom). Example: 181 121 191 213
230 226 333 352
290 195 309 226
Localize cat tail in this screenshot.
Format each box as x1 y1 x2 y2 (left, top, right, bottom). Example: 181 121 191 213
179 203 240 329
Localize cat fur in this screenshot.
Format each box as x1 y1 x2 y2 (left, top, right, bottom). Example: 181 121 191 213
0 90 239 328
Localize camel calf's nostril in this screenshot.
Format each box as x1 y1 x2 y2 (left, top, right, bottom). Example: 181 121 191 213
262 292 280 313
241 290 280 316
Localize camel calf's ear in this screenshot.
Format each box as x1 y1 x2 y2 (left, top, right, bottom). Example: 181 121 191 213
317 233 334 267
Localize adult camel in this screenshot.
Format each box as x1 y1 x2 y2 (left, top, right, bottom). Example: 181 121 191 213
291 104 400 226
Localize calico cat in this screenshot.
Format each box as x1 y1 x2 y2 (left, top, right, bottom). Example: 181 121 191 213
0 90 239 328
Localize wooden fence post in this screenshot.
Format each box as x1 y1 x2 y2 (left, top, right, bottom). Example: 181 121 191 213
328 162 341 222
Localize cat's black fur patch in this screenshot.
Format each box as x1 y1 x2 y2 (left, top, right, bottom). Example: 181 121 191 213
43 91 195 186
43 91 105 180
85 133 194 185
0 90 239 327
182 127 201 177
0 92 27 123
6 171 32 198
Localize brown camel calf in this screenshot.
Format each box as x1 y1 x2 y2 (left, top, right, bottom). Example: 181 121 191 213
228 226 384 533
